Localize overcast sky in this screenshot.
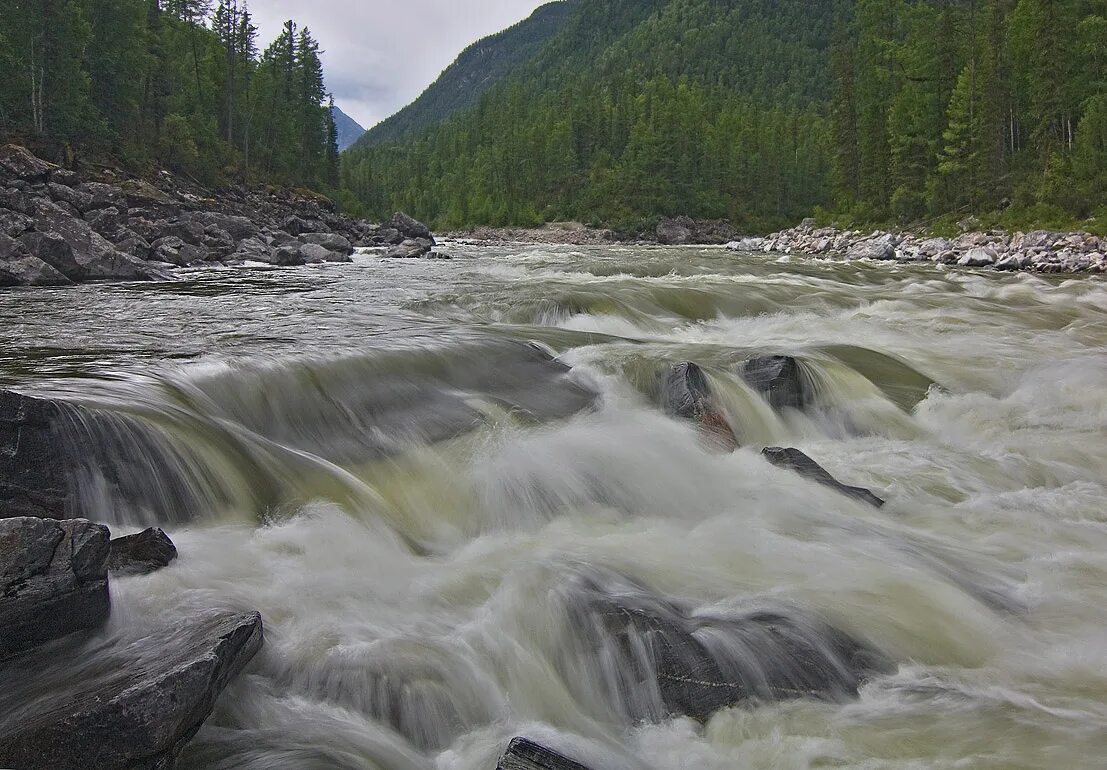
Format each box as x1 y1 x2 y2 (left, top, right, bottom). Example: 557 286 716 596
248 1 548 129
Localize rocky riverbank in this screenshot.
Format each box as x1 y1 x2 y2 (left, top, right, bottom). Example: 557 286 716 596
727 220 1107 274
0 144 442 287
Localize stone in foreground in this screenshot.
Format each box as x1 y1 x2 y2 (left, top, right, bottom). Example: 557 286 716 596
762 447 885 508
0 610 264 770
563 571 894 723
497 738 594 770
0 517 111 657
108 527 179 575
737 355 808 411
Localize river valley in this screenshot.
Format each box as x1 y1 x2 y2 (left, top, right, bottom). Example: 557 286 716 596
2 244 1106 769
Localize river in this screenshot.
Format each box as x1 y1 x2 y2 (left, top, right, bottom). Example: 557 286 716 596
2 244 1106 769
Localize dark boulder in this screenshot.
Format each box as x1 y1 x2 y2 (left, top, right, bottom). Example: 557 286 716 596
28 199 168 281
75 182 127 213
737 355 808 411
48 169 81 187
300 231 353 255
84 206 123 237
192 212 259 241
0 610 263 770
0 234 71 287
382 237 434 259
656 215 695 245
269 244 306 266
0 391 73 516
497 738 594 770
656 362 737 449
0 517 111 658
388 211 434 243
108 528 178 576
48 182 94 212
151 236 203 266
762 447 885 508
563 572 893 723
0 144 54 182
0 209 33 238
281 215 329 236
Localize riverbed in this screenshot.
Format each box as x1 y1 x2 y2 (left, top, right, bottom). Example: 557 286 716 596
2 244 1105 769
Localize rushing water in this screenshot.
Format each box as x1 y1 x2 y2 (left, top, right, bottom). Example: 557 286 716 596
2 245 1106 769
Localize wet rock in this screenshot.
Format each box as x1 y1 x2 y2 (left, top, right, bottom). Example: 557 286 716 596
0 517 111 658
269 244 306 266
564 572 894 723
151 236 203 266
762 447 885 508
737 355 807 411
108 528 178 575
300 231 353 255
383 237 434 259
388 211 434 243
1 234 71 287
0 390 75 515
656 215 695 245
0 610 263 770
658 362 714 421
0 145 54 182
233 236 270 261
497 738 594 770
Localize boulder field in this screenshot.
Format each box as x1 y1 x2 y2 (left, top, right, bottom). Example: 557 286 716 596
727 219 1106 273
0 144 443 287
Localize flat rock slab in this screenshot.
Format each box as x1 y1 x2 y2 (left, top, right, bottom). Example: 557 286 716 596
497 738 594 770
0 517 110 657
0 610 263 770
763 447 885 508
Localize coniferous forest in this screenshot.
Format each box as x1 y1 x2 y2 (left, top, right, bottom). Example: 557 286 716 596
342 0 1107 233
0 0 339 190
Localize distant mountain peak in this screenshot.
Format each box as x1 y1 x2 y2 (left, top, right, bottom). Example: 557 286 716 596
352 1 580 149
331 105 366 152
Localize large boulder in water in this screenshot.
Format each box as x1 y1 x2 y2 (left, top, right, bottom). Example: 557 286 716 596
0 233 71 287
108 528 178 576
382 237 434 259
388 211 435 244
0 390 73 518
561 572 894 723
0 517 111 658
737 355 807 411
762 447 885 508
0 610 263 770
497 738 594 770
656 362 737 448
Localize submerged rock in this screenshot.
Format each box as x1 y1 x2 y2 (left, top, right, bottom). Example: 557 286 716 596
762 447 885 508
382 237 435 259
562 572 894 723
0 517 111 658
108 528 178 576
0 610 263 770
737 355 807 411
497 738 594 770
656 362 737 449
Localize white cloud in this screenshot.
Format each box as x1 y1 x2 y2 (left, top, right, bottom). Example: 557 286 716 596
246 0 548 128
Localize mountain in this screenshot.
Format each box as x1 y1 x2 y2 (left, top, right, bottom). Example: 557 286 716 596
353 1 580 149
331 105 366 151
341 0 1107 232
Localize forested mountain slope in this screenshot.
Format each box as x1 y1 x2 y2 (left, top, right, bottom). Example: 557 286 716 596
0 1 339 189
342 0 1107 232
354 1 581 148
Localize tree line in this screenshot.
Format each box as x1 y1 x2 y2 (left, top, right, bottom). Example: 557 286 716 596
343 0 1107 232
0 0 339 189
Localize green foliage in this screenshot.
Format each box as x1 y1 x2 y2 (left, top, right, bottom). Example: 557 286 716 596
0 0 338 189
346 0 1107 232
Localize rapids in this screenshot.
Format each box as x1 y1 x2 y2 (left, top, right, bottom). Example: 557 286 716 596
1 244 1105 769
